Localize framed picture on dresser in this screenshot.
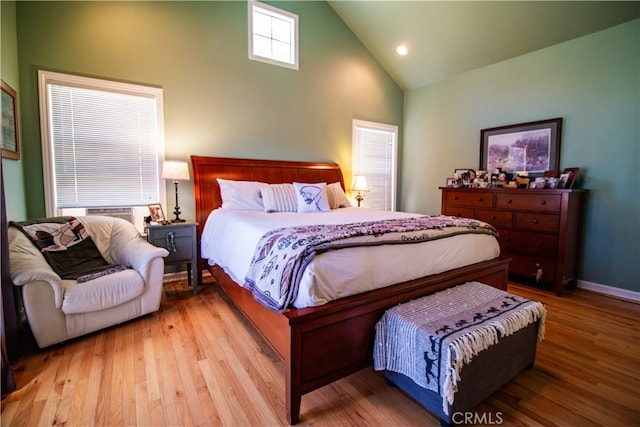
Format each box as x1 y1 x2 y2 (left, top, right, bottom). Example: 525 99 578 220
480 118 562 178
558 167 579 189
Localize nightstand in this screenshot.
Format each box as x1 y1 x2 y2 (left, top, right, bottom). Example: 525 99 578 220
145 221 199 295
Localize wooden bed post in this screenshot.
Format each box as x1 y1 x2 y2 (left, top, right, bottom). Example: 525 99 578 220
286 323 303 424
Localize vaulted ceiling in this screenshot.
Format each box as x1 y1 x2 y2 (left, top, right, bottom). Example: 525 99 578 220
328 1 640 91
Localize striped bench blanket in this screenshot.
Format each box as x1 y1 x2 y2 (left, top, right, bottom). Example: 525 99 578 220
373 281 546 415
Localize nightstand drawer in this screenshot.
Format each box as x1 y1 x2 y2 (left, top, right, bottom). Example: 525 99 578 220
145 221 199 295
151 235 193 262
148 226 194 239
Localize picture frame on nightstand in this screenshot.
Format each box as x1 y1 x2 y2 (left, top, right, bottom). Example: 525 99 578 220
147 203 165 223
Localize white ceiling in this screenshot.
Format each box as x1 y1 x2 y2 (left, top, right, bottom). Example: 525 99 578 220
328 1 640 91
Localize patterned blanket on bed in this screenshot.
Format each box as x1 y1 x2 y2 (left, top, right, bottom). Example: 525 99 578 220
244 215 498 312
373 282 546 415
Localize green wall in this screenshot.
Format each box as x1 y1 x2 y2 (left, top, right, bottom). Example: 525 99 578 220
402 19 640 292
15 1 403 221
1 1 27 221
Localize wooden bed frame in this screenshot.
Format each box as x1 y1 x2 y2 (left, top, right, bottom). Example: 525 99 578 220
191 155 509 424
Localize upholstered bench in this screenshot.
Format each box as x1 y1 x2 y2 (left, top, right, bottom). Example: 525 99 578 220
374 281 546 427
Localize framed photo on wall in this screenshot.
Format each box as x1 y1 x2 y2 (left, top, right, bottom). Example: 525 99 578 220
480 118 562 178
1 80 20 160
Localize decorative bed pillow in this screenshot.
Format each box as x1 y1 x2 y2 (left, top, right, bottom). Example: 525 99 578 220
217 178 264 211
10 216 118 280
294 182 331 213
326 182 352 209
260 183 297 213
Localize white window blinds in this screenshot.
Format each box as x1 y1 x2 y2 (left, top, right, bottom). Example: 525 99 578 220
39 71 164 214
352 120 398 211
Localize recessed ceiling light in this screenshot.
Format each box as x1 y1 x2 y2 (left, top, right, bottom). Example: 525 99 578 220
396 44 409 56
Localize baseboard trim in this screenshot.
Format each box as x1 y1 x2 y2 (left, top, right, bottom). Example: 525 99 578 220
576 280 640 303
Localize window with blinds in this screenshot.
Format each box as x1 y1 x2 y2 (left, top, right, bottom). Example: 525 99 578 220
248 1 298 70
38 70 164 216
352 119 398 211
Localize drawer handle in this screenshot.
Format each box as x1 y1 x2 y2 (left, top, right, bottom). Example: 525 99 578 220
532 219 539 224
457 212 463 217
478 198 484 202
506 199 512 204
490 215 496 220
537 241 544 247
540 200 546 205
454 196 459 200
536 264 542 283
504 237 511 242
166 232 178 252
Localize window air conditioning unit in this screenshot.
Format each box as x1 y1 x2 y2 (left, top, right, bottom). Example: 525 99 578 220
86 207 134 224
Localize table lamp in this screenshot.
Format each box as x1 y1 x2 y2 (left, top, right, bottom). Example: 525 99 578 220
351 175 369 207
162 160 190 222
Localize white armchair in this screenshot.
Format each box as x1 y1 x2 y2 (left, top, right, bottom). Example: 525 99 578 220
8 215 169 348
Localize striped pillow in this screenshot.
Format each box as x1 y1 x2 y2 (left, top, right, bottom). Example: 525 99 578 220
327 182 352 209
260 183 297 213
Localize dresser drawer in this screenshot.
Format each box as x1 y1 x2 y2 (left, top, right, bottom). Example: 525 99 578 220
503 251 557 284
499 229 558 256
496 193 561 212
476 209 512 228
514 212 559 232
443 206 475 219
444 191 493 208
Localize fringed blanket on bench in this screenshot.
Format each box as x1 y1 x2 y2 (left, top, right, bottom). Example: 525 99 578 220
244 215 498 312
373 281 546 415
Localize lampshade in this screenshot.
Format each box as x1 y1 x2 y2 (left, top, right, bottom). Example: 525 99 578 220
351 175 369 192
162 160 190 181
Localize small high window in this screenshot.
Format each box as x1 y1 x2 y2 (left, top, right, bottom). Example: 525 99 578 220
249 1 298 70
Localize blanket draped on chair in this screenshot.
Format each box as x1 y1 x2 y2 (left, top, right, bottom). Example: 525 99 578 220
373 281 546 415
10 216 127 281
244 215 498 312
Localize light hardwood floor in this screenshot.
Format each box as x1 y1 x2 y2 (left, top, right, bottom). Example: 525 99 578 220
2 276 639 426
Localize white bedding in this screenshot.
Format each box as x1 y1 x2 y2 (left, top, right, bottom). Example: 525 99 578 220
201 207 500 309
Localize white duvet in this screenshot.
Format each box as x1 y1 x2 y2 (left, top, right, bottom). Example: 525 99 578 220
201 207 500 309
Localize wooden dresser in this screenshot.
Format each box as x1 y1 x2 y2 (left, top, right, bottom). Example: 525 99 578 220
440 187 585 295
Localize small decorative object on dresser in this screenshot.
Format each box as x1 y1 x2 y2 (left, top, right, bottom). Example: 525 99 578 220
146 221 199 295
440 186 585 296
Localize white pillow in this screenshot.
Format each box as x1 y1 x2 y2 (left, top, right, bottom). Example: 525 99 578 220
260 183 297 213
293 182 330 213
217 178 264 210
326 182 352 209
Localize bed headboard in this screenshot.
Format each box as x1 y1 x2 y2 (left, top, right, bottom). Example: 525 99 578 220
191 155 345 235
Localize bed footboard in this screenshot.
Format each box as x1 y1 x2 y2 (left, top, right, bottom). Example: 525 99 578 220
211 257 509 424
